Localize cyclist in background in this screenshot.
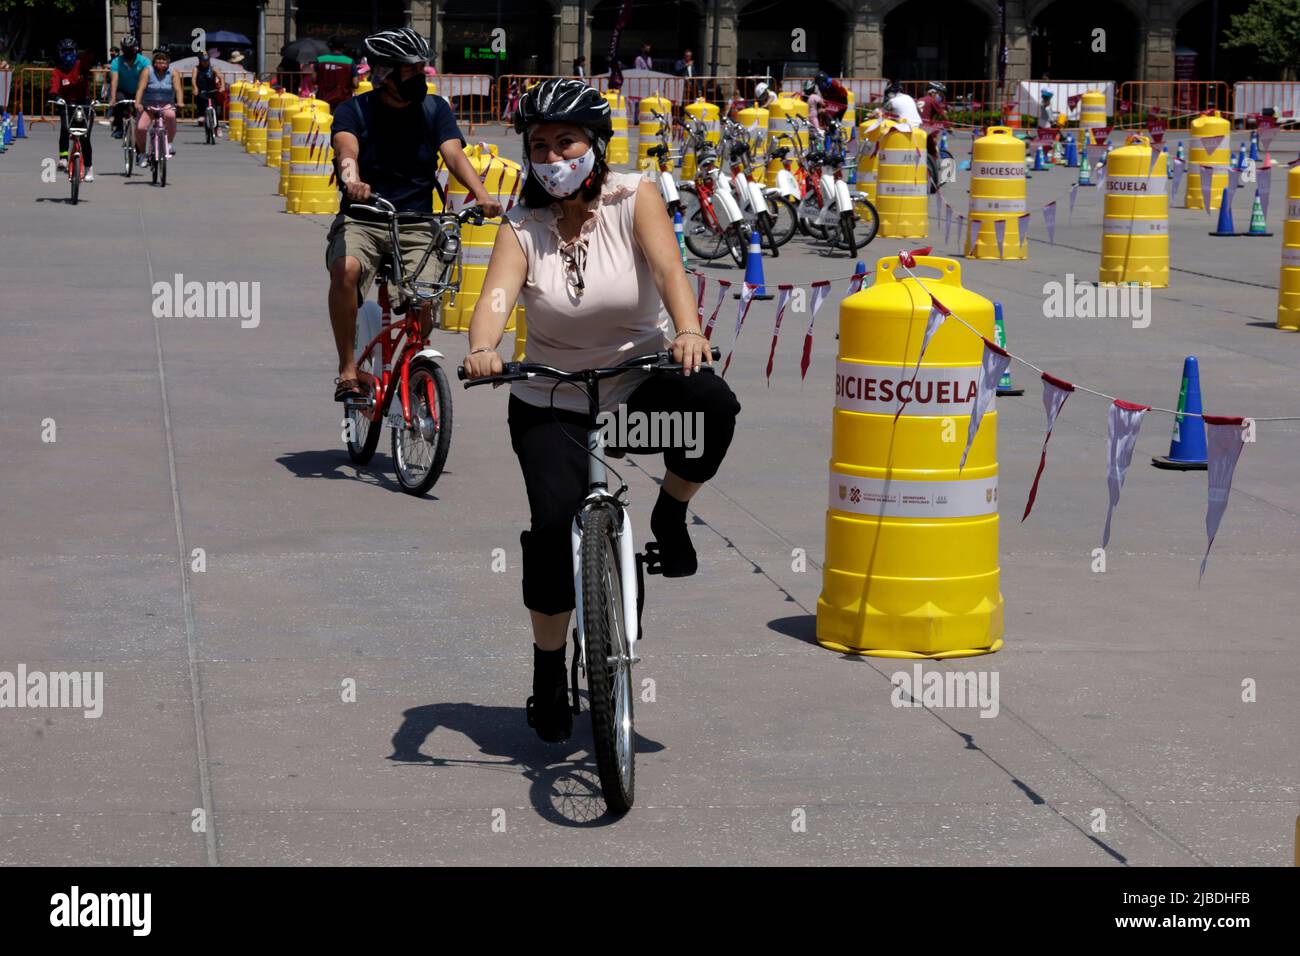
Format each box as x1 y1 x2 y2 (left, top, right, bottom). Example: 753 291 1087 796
919 81 947 125
327 27 502 403
882 79 922 126
134 48 183 166
109 35 149 139
314 34 356 110
462 78 740 744
50 39 94 181
191 51 225 125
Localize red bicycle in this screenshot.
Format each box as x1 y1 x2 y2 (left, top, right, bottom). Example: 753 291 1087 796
677 121 748 267
342 195 485 495
49 98 100 204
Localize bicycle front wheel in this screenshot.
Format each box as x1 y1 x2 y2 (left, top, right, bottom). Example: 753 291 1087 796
159 154 167 188
764 195 799 247
391 357 453 496
69 154 80 205
581 505 635 813
831 196 880 252
679 186 730 261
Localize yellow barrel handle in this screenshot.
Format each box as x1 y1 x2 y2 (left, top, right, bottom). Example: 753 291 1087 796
1126 133 1151 146
985 125 1014 137
873 254 963 287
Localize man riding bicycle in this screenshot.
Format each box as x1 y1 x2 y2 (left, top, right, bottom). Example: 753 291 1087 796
50 39 94 181
134 48 183 166
327 27 503 403
191 51 225 126
881 79 922 126
109 35 149 139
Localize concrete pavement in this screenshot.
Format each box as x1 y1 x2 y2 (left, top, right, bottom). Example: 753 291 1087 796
0 117 1296 865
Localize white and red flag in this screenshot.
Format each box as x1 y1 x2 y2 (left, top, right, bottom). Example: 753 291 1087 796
897 246 932 269
1022 373 1075 521
721 282 757 376
1068 182 1080 221
799 280 833 382
1200 415 1248 581
1200 164 1214 213
1170 158 1184 197
944 202 954 245
847 263 869 295
994 218 1006 257
764 284 794 384
1257 164 1273 217
1102 400 1150 548
967 217 980 254
702 278 731 340
695 272 707 326
960 338 1010 471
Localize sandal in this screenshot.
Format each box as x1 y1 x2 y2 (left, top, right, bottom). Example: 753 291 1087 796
334 377 363 402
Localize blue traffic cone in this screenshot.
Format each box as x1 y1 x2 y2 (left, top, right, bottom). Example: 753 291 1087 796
734 229 773 299
1032 145 1046 170
1162 145 1170 178
1175 140 1184 164
1152 356 1207 470
673 209 689 269
1233 142 1247 171
15 111 25 138
1249 130 1260 162
1209 187 1237 236
1065 132 1078 167
993 302 1023 396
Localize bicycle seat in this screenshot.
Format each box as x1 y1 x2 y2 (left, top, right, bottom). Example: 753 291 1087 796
770 145 790 159
647 144 669 158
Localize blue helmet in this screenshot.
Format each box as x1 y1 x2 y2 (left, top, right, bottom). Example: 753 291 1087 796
58 38 77 68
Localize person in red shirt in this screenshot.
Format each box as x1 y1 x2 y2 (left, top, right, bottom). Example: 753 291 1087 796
50 39 95 180
314 34 357 110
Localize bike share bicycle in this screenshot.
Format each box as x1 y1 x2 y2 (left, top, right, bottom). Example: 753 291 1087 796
142 104 171 186
342 195 485 495
676 120 749 267
789 115 879 255
114 100 138 175
459 345 721 813
48 98 99 204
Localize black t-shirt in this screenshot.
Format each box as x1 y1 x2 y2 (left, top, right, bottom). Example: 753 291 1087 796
331 91 464 218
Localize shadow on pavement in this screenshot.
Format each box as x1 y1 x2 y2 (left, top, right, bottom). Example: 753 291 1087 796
275 449 419 496
388 701 665 826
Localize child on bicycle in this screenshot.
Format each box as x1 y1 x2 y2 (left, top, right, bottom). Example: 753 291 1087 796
50 39 94 181
191 52 225 126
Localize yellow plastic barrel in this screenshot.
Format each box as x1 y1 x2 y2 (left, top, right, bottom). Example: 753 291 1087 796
286 107 338 214
841 87 856 142
276 93 300 195
228 81 246 142
1186 110 1231 211
356 77 373 95
855 118 888 205
439 145 523 334
243 83 270 155
733 107 769 182
265 91 284 168
1101 134 1168 287
967 126 1027 259
1279 165 1300 330
604 91 629 166
637 95 674 171
817 254 1003 658
876 120 928 238
767 95 806 153
683 97 718 179
1080 90 1106 134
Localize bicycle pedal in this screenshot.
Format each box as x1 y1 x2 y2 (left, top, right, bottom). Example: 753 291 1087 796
641 543 665 575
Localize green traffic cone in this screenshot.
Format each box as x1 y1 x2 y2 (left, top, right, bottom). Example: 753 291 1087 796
994 302 1023 396
1078 151 1091 186
1243 191 1272 237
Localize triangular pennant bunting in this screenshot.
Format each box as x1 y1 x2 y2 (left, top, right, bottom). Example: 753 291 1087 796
1200 416 1248 581
765 285 794 384
1102 400 1150 548
1043 201 1057 244
1258 165 1273 218
702 279 731 340
1022 373 1075 521
994 218 1006 257
721 282 758 376
799 280 833 382
960 339 1010 470
1200 165 1213 213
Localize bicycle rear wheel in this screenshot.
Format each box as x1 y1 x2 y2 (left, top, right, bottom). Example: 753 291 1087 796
124 144 134 177
159 154 167 188
69 153 80 205
725 223 747 267
679 186 731 261
344 379 382 465
580 505 635 813
391 357 453 496
763 195 798 248
831 197 880 251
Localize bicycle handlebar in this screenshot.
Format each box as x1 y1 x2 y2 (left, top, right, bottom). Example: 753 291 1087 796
348 194 486 227
457 347 722 387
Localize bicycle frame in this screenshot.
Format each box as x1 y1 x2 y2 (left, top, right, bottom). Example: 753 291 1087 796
144 106 170 163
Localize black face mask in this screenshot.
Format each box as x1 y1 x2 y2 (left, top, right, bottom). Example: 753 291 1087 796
392 72 426 104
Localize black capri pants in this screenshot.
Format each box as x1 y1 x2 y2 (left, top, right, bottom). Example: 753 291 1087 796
508 368 741 615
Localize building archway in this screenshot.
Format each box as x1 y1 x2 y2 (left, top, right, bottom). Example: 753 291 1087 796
590 0 701 76
1029 0 1137 80
882 0 991 82
736 0 848 79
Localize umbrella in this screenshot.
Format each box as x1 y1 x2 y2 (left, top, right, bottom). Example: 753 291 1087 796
281 37 330 64
170 56 252 82
207 30 253 46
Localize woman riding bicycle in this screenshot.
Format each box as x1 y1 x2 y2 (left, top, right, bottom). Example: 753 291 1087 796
50 38 94 181
462 78 742 744
191 51 225 126
134 48 183 166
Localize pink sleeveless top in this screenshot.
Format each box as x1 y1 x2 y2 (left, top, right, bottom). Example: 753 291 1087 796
504 170 671 413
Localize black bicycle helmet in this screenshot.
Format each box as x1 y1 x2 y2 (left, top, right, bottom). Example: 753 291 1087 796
58 38 77 54
927 81 947 97
884 79 902 98
363 27 429 66
512 77 611 136
121 34 137 51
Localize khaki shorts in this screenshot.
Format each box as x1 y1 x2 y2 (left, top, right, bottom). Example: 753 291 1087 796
325 214 438 306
